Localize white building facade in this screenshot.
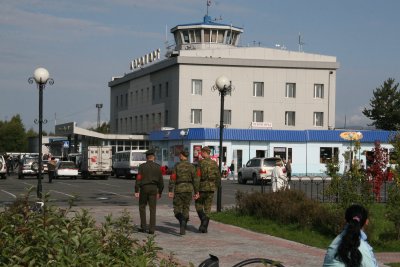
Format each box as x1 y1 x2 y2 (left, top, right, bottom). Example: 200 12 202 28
109 16 339 134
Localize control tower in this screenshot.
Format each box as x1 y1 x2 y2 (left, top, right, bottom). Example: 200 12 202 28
170 15 243 51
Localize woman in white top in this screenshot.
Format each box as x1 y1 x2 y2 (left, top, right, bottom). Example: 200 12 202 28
271 161 286 192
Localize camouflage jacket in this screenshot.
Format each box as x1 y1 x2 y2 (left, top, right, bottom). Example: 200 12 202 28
197 157 220 192
135 161 164 194
169 160 199 193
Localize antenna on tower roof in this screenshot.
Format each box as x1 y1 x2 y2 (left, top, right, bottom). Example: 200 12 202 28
298 32 305 52
206 0 212 16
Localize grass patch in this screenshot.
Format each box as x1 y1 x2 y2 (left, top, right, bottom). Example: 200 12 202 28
368 204 400 252
210 209 332 249
210 190 400 253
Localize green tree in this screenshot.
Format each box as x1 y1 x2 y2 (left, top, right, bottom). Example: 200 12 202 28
362 78 400 130
0 115 28 152
90 121 110 134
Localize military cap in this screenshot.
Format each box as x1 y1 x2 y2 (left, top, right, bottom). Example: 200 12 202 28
201 146 211 153
180 151 189 158
145 149 156 156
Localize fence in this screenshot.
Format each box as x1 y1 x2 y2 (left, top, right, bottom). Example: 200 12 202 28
260 176 395 203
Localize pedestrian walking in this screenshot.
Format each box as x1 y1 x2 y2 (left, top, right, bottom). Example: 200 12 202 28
168 151 200 235
284 159 292 182
47 157 57 183
271 161 287 192
6 155 12 176
323 204 378 267
229 160 235 180
134 149 164 234
221 162 228 179
195 146 220 233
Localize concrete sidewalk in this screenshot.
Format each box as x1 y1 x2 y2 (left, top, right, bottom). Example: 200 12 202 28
78 204 398 267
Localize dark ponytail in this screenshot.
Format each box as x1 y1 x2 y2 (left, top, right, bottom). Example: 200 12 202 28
336 204 368 267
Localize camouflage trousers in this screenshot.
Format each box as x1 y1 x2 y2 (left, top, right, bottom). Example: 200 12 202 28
138 185 158 232
195 191 214 216
173 192 192 219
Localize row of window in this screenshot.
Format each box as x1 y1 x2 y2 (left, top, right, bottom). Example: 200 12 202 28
192 80 325 99
115 110 169 133
177 29 239 46
115 82 169 108
284 111 324 127
115 79 324 110
190 109 324 127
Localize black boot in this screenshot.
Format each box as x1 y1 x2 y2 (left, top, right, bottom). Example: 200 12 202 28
197 211 207 233
175 213 185 235
180 216 187 235
203 216 210 233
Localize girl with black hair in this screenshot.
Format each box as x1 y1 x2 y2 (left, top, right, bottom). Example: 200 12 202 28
323 204 378 267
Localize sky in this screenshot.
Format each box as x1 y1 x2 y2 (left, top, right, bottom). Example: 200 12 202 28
1 0 399 133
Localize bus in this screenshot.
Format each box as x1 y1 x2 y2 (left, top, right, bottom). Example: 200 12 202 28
112 150 147 179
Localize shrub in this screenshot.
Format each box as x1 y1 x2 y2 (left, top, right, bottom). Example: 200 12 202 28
235 189 343 236
324 172 374 210
386 182 400 240
0 191 181 266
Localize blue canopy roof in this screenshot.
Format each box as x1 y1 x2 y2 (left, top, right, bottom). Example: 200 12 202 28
150 128 395 143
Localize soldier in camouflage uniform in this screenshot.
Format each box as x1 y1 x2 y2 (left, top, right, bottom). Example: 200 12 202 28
168 151 200 235
134 149 164 234
195 146 221 233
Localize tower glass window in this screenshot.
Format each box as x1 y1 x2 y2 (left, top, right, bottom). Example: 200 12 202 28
253 82 264 97
286 83 296 98
192 79 202 95
191 109 202 124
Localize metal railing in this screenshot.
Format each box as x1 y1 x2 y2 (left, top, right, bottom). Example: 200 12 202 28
261 176 395 203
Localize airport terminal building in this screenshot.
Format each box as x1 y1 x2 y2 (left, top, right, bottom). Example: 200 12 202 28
108 15 339 134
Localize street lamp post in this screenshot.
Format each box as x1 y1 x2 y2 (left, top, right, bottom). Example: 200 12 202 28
212 76 233 212
29 67 54 199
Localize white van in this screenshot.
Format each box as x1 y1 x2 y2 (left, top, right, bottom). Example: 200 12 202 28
112 150 147 179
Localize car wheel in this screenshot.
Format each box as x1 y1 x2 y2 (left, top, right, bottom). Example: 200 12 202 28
252 173 258 185
238 173 246 184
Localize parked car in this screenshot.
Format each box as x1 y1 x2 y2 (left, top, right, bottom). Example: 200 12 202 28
18 157 41 179
0 155 7 179
238 157 286 185
54 161 79 179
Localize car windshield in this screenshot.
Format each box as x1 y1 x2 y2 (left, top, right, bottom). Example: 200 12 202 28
60 162 76 168
263 158 279 167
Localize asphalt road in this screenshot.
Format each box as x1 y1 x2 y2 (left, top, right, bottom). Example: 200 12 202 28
0 174 263 209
